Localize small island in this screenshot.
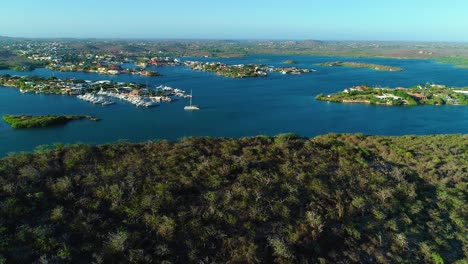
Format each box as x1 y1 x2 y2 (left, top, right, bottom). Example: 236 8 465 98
184 61 314 78
283 60 297 64
316 84 468 106
320 61 403 71
2 115 100 129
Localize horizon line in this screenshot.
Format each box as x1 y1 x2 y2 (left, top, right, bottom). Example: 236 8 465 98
1 35 468 44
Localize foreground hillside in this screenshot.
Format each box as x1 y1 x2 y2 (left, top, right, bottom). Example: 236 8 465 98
0 134 466 263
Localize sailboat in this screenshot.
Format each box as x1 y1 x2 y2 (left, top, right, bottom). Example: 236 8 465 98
184 89 200 110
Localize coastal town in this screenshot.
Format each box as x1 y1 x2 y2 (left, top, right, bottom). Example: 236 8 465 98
47 62 161 76
44 55 185 76
35 53 316 78
27 49 316 79
0 74 191 107
0 38 324 79
316 83 468 105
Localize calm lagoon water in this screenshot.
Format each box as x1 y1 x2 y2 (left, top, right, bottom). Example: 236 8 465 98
1 55 467 156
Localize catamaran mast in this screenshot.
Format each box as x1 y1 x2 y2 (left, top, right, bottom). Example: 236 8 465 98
190 89 193 106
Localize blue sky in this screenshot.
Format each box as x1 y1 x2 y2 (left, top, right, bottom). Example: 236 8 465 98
1 0 467 41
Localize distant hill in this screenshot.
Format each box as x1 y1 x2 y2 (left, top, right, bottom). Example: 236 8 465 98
0 48 46 70
0 49 16 58
302 39 323 44
0 37 467 65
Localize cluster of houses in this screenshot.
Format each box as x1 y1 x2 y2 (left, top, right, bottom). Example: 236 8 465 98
0 76 133 95
47 61 160 77
184 61 268 78
341 84 466 105
18 44 179 77
343 85 427 101
147 57 182 67
0 77 108 95
277 67 314 75
12 40 313 79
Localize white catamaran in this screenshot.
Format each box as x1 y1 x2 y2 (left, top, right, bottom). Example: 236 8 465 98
184 90 200 110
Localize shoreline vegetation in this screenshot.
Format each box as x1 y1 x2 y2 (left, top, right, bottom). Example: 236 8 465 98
0 134 466 263
434 57 468 68
316 83 468 106
319 61 404 71
2 114 99 129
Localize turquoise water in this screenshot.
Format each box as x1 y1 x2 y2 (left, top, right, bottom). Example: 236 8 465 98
1 55 467 156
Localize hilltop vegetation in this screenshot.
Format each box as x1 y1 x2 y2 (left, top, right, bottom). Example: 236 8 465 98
0 49 46 71
0 134 466 263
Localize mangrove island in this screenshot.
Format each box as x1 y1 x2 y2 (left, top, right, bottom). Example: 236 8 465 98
2 115 99 129
320 61 404 71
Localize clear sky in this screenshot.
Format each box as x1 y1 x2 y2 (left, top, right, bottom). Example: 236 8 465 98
1 0 467 41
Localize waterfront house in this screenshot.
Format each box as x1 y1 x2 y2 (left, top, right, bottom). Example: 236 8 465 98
70 87 84 95
128 89 147 98
375 94 402 100
408 93 427 100
107 70 120 75
453 90 468 95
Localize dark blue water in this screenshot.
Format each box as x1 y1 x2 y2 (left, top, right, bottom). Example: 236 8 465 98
1 55 467 156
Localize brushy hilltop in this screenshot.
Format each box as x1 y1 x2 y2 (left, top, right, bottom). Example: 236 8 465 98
0 134 466 263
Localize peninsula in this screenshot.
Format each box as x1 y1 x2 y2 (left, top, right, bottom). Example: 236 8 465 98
316 84 468 106
46 63 161 77
319 61 404 71
0 75 141 95
0 75 191 107
2 114 99 129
